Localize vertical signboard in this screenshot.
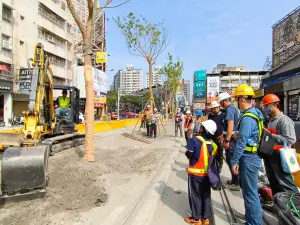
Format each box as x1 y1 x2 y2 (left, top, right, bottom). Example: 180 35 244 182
193 70 206 103
207 76 220 103
176 94 186 108
19 68 33 91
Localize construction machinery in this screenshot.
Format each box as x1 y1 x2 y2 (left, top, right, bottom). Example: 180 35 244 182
0 43 84 198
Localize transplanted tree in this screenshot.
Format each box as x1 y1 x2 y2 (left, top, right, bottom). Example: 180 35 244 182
161 53 183 120
66 0 128 162
114 13 168 110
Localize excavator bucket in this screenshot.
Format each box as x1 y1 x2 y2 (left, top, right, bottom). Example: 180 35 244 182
1 145 49 197
0 132 22 149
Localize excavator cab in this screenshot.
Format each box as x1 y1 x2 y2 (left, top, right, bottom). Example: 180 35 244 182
53 85 80 134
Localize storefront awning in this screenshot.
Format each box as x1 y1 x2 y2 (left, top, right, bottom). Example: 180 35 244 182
260 72 300 89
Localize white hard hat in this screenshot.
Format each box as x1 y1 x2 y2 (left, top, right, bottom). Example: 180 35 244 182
218 93 231 102
210 101 220 108
201 120 217 135
154 108 157 111
186 110 191 114
177 108 181 111
147 105 150 108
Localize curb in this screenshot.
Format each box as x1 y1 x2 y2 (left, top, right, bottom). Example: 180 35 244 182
119 137 184 225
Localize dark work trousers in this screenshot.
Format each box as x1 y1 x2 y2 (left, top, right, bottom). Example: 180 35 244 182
216 143 224 173
225 139 239 185
185 130 192 145
188 175 211 220
146 123 151 136
150 123 157 138
264 151 299 195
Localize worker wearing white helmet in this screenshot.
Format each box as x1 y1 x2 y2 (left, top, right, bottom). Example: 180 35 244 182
185 120 218 225
175 107 184 137
218 92 240 191
208 100 226 173
184 110 193 145
150 108 159 138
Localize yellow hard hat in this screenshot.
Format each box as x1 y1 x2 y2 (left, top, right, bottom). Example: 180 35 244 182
233 84 254 97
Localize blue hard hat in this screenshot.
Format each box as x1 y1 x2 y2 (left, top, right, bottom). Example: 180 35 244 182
195 110 203 116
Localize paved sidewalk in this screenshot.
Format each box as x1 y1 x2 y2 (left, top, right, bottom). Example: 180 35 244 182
151 148 246 225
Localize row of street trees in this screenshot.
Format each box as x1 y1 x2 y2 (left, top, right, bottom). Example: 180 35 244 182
66 0 183 161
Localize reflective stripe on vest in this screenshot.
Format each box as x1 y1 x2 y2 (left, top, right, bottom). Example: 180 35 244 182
187 136 218 176
238 112 263 153
58 96 70 108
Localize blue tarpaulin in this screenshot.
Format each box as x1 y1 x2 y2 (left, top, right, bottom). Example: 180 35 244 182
260 72 300 89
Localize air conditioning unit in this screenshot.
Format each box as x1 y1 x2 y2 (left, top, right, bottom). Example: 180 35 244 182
2 40 12 50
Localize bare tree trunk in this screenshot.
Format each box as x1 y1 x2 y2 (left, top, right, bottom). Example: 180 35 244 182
83 39 95 162
148 62 153 111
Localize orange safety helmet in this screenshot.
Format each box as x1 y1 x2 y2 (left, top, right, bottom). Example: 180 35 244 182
262 94 280 106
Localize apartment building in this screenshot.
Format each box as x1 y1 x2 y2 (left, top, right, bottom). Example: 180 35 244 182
0 0 14 125
183 80 191 105
113 65 142 94
212 64 246 73
10 0 74 115
146 66 163 87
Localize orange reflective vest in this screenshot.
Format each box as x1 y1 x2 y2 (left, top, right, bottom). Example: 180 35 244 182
187 136 218 176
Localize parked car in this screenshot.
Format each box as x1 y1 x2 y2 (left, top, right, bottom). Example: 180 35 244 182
124 112 138 118
111 112 118 120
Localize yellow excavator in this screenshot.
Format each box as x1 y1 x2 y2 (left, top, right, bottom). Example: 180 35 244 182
0 43 84 198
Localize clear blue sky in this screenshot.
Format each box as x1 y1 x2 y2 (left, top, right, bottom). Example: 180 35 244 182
104 0 300 88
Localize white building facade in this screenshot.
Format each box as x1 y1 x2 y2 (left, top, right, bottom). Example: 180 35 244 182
147 65 162 87
113 65 142 94
183 80 191 105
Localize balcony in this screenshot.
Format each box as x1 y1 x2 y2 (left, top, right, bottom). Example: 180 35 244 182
221 83 229 87
230 75 240 80
39 38 67 59
1 19 12 36
0 70 13 81
240 75 250 80
51 64 67 79
250 75 259 80
220 76 230 81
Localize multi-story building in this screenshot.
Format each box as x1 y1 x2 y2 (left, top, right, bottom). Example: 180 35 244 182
147 66 163 87
113 65 142 94
183 80 191 105
11 0 74 116
212 64 246 73
0 0 14 125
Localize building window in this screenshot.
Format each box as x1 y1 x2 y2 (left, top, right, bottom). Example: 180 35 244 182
38 27 66 48
38 3 65 28
45 51 66 67
67 23 72 34
2 5 12 22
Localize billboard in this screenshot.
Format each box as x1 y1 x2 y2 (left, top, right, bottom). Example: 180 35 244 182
176 94 186 108
194 81 206 99
207 76 220 103
194 70 206 82
272 7 300 69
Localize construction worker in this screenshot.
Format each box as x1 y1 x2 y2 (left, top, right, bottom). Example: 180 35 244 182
175 108 184 137
218 92 240 191
193 110 203 135
184 110 193 145
208 101 225 173
231 84 263 225
144 105 151 137
150 108 159 138
185 120 218 225
262 94 299 195
55 89 70 119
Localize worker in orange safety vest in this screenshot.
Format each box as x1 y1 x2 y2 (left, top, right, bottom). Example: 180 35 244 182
185 120 218 225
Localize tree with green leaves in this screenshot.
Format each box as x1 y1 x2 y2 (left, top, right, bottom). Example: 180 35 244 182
66 0 128 162
161 53 183 120
114 13 168 110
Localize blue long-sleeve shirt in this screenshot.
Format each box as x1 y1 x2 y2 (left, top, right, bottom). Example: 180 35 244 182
231 107 264 166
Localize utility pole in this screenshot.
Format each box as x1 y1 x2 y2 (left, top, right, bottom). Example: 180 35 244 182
117 89 120 120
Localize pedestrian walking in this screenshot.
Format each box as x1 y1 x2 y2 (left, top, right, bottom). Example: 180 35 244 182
184 110 193 145
262 94 299 195
144 105 151 137
185 120 218 225
231 84 263 225
193 110 203 135
208 101 225 173
218 92 240 191
175 108 184 137
150 108 159 138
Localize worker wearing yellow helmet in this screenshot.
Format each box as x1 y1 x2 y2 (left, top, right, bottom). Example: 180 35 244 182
232 84 264 225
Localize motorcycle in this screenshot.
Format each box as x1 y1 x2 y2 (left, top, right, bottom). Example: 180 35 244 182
9 115 24 126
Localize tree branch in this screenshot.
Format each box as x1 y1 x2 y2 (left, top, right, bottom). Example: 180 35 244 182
98 0 129 9
66 0 86 35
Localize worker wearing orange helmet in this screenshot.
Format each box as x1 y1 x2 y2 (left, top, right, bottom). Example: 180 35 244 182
262 94 298 195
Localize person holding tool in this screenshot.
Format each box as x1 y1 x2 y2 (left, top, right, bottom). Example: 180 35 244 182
218 92 240 191
262 94 299 195
231 84 263 225
185 120 218 225
150 108 159 138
